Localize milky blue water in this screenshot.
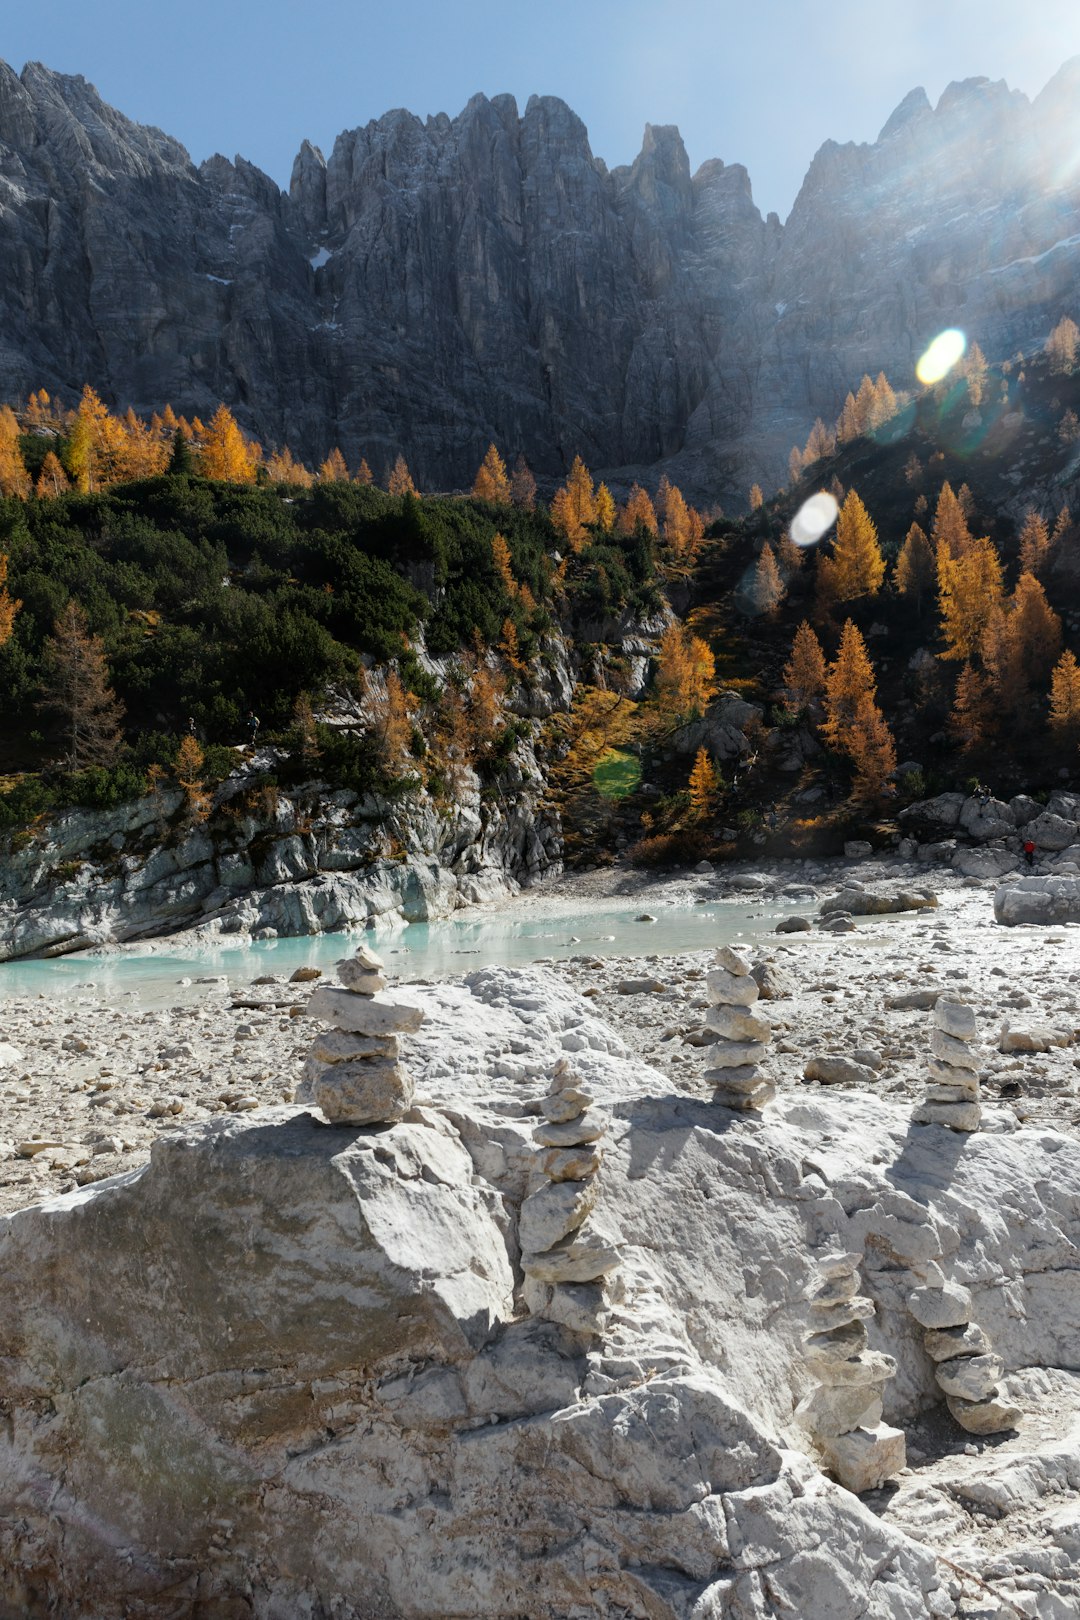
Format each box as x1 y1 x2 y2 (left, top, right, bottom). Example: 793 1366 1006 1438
0 893 813 1007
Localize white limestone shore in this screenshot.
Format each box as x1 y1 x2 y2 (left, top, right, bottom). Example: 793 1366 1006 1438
1 856 1077 1217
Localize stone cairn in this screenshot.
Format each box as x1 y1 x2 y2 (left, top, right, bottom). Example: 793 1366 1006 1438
520 1058 621 1336
907 1261 1020 1436
797 1251 906 1494
297 944 424 1125
914 996 981 1132
703 945 774 1111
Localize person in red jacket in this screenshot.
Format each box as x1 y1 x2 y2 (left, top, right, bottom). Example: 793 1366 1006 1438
1023 839 1036 868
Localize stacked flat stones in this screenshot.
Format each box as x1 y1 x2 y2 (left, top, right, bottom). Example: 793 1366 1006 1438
297 945 424 1125
521 1058 620 1335
908 1260 1020 1435
703 945 774 1111
798 1251 906 1493
914 996 981 1132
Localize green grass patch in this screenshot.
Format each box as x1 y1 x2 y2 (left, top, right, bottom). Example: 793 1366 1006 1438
592 749 641 800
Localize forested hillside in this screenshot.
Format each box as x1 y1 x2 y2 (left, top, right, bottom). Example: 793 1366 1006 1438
3 315 1080 859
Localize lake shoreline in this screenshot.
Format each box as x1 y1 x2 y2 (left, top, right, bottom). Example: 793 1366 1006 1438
4 852 1076 1217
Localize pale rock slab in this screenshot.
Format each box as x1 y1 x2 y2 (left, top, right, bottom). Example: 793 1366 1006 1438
907 1282 972 1330
804 1055 878 1086
540 1086 594 1122
808 1350 899 1388
999 1022 1071 1053
705 967 759 1007
312 1059 415 1126
522 1220 623 1284
533 1115 605 1149
934 1352 1005 1401
946 1392 1022 1434
934 998 979 1040
929 1027 980 1070
705 1004 772 1042
306 985 425 1034
796 1383 884 1438
707 1039 769 1070
519 1178 598 1254
818 1424 907 1494
541 1143 603 1181
805 1317 869 1363
924 1322 994 1362
712 1078 776 1110
715 944 753 976
913 1099 982 1132
309 1028 402 1065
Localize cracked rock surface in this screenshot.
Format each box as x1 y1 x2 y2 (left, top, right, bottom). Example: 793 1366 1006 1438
2 929 1080 1617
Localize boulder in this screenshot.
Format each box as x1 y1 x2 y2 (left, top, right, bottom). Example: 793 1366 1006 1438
994 875 1080 926
705 967 759 1007
1024 811 1078 851
311 1058 415 1125
804 1056 878 1087
820 886 937 917
999 1023 1071 1053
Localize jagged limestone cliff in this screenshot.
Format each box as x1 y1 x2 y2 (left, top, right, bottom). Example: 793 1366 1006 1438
4 60 1080 496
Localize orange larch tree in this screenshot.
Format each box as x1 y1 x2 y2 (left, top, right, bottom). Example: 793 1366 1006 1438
1018 509 1051 576
654 624 716 721
817 489 885 610
387 454 418 497
937 535 1004 661
472 444 512 505
551 456 597 549
491 533 517 597
199 403 259 483
1049 650 1080 746
782 621 827 709
0 552 22 646
750 542 785 617
0 406 30 498
594 483 616 532
618 484 658 537
35 450 69 498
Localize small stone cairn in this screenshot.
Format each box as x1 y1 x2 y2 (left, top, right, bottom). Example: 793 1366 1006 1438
297 945 424 1125
703 945 774 1111
797 1251 906 1493
907 1260 1020 1435
914 996 981 1132
521 1058 620 1335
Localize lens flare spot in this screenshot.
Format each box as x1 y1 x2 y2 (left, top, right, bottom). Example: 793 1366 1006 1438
916 329 966 386
789 490 839 548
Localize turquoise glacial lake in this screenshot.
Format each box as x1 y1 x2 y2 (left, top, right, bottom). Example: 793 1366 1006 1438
0 892 814 1008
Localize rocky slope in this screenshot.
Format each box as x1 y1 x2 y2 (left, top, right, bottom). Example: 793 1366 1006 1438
2 953 1079 1617
0 741 560 961
4 59 1080 495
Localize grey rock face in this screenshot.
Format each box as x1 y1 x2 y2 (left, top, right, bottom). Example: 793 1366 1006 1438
5 61 1080 495
994 875 1080 925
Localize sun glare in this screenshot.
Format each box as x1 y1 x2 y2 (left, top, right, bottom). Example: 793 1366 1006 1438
789 490 839 547
916 329 967 386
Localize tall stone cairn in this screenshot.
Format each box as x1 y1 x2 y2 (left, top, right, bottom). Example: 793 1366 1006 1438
703 945 775 1111
297 945 424 1125
908 1260 1021 1435
797 1251 906 1494
914 996 981 1132
521 1058 620 1336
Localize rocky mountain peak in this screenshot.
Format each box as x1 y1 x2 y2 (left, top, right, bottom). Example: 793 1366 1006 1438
4 59 1080 501
877 86 931 142
625 122 693 214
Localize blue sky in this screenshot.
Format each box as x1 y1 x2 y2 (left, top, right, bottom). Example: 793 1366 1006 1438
6 0 1080 219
